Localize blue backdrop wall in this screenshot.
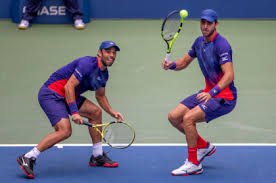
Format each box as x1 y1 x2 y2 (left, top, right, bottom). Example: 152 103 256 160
1 0 276 19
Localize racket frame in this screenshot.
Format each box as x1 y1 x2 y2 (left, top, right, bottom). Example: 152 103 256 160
83 121 135 149
161 10 184 62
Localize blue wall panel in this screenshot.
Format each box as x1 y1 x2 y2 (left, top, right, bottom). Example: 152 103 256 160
1 0 276 19
90 0 276 19
11 0 90 23
1 0 11 18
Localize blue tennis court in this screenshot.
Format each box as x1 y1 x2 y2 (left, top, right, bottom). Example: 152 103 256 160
2 145 276 182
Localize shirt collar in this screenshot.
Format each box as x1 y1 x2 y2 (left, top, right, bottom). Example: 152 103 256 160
211 31 218 42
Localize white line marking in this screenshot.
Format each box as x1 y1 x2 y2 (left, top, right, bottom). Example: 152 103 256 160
1 143 276 147
56 145 63 148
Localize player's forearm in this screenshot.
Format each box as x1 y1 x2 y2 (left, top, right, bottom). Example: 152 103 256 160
64 84 79 115
217 71 234 90
174 54 193 70
96 95 114 115
64 84 77 104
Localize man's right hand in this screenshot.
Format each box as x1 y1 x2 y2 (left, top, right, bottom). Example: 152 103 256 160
162 58 173 70
72 113 83 125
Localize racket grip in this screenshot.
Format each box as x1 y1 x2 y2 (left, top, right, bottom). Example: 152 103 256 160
166 53 171 63
83 121 92 127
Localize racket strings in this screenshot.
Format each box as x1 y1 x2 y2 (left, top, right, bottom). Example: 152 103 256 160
103 123 134 148
163 12 181 41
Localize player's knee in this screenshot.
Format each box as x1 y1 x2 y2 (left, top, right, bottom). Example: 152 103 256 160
94 107 102 118
183 114 195 127
60 129 72 139
168 112 179 126
86 107 102 120
168 112 174 122
64 130 72 139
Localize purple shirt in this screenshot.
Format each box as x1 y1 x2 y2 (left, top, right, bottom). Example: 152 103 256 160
44 56 109 98
188 32 237 100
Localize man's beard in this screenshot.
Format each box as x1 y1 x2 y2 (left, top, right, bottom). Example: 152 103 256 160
101 57 113 67
202 28 215 38
101 58 108 66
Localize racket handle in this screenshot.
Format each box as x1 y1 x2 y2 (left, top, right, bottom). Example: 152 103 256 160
83 121 92 127
166 53 171 63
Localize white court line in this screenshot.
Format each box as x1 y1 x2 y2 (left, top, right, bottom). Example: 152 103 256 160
1 143 276 147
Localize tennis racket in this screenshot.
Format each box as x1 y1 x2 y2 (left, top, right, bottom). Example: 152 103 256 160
161 10 184 63
83 121 135 149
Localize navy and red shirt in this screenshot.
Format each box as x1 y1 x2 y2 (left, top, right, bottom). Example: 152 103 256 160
44 56 109 98
188 32 237 100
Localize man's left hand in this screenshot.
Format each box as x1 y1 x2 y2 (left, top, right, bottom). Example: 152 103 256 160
196 92 212 104
111 111 124 122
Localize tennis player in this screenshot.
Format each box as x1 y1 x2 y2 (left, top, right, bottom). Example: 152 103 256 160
162 9 237 176
16 41 123 178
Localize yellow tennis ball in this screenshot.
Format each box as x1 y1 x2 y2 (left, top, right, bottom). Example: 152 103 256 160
180 9 188 18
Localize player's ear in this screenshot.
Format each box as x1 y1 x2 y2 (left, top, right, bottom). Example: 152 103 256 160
97 50 102 57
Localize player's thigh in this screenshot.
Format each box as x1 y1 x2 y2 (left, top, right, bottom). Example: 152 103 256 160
79 98 102 119
169 91 201 123
183 105 206 124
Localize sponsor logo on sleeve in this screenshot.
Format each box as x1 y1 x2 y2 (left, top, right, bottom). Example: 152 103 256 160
220 52 230 62
75 69 82 77
220 52 229 57
222 56 229 61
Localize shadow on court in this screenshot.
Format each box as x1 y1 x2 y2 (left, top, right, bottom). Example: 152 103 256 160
2 146 276 183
